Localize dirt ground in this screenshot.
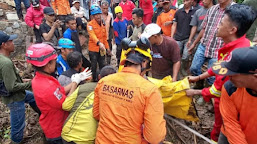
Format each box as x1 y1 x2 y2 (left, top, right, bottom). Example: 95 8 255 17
0 96 214 144
0 37 214 144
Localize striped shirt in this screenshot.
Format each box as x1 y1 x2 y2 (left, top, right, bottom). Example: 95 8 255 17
201 3 234 58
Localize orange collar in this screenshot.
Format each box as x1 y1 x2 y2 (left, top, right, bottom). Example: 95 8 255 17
121 67 140 75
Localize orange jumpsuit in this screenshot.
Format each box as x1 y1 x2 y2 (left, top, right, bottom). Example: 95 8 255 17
51 0 71 15
220 81 257 144
93 67 166 144
87 19 109 52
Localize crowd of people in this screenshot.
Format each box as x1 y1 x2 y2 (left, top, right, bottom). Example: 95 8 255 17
1 0 257 143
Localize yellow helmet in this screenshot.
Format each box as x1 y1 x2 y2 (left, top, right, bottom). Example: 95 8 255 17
115 6 123 14
120 37 152 71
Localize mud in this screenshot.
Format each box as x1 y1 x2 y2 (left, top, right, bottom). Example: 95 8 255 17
0 35 214 144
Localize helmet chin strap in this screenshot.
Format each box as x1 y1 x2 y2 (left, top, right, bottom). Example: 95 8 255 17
140 61 151 73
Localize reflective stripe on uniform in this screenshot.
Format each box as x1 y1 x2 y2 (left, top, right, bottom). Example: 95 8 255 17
210 85 221 97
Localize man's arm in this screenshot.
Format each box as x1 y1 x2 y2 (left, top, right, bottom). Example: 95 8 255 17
187 26 197 49
87 24 99 44
93 83 100 120
62 87 79 111
170 22 177 38
187 11 198 49
64 82 78 96
113 22 124 41
172 61 180 82
103 26 110 50
220 84 248 144
143 87 166 143
156 15 162 27
189 8 209 50
3 61 31 93
41 21 60 41
188 70 212 83
25 9 35 28
189 28 204 51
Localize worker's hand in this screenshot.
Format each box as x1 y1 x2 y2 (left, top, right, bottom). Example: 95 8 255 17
185 89 197 97
127 25 132 30
188 43 195 55
71 68 92 84
107 49 112 56
53 20 61 28
164 21 172 26
186 40 191 49
99 42 105 50
188 76 199 83
137 32 141 38
35 25 40 30
22 79 31 82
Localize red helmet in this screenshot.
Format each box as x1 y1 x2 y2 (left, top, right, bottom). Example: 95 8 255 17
26 43 57 67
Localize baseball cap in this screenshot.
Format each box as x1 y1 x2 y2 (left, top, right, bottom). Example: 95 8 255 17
212 46 257 76
31 0 40 7
163 0 170 4
0 31 18 46
72 0 80 5
120 53 144 65
43 7 55 15
141 23 161 39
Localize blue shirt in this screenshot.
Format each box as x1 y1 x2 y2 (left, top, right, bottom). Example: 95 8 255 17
113 17 128 45
63 28 76 40
56 55 70 75
63 28 82 53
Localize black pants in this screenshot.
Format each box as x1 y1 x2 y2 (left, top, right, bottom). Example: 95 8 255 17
33 28 42 43
47 137 63 144
116 44 122 67
89 51 106 82
218 132 230 144
82 55 91 68
62 139 76 144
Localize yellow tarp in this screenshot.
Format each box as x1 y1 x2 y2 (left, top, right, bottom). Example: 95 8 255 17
148 76 199 121
118 48 199 121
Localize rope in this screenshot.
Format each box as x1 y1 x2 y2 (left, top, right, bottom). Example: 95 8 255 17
165 115 216 144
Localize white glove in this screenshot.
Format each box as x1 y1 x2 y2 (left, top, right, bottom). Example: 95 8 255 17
71 68 92 84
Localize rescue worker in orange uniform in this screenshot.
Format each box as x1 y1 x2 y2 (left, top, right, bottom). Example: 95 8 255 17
87 4 111 82
186 4 256 142
51 0 71 16
156 0 176 36
93 37 166 144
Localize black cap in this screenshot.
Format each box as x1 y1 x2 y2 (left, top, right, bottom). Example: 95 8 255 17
43 7 55 15
212 46 257 76
0 31 18 46
32 0 40 7
120 53 144 65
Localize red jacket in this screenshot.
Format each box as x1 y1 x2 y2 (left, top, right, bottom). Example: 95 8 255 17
201 35 251 102
119 0 135 21
40 0 50 7
139 0 153 14
25 5 45 27
32 72 69 139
